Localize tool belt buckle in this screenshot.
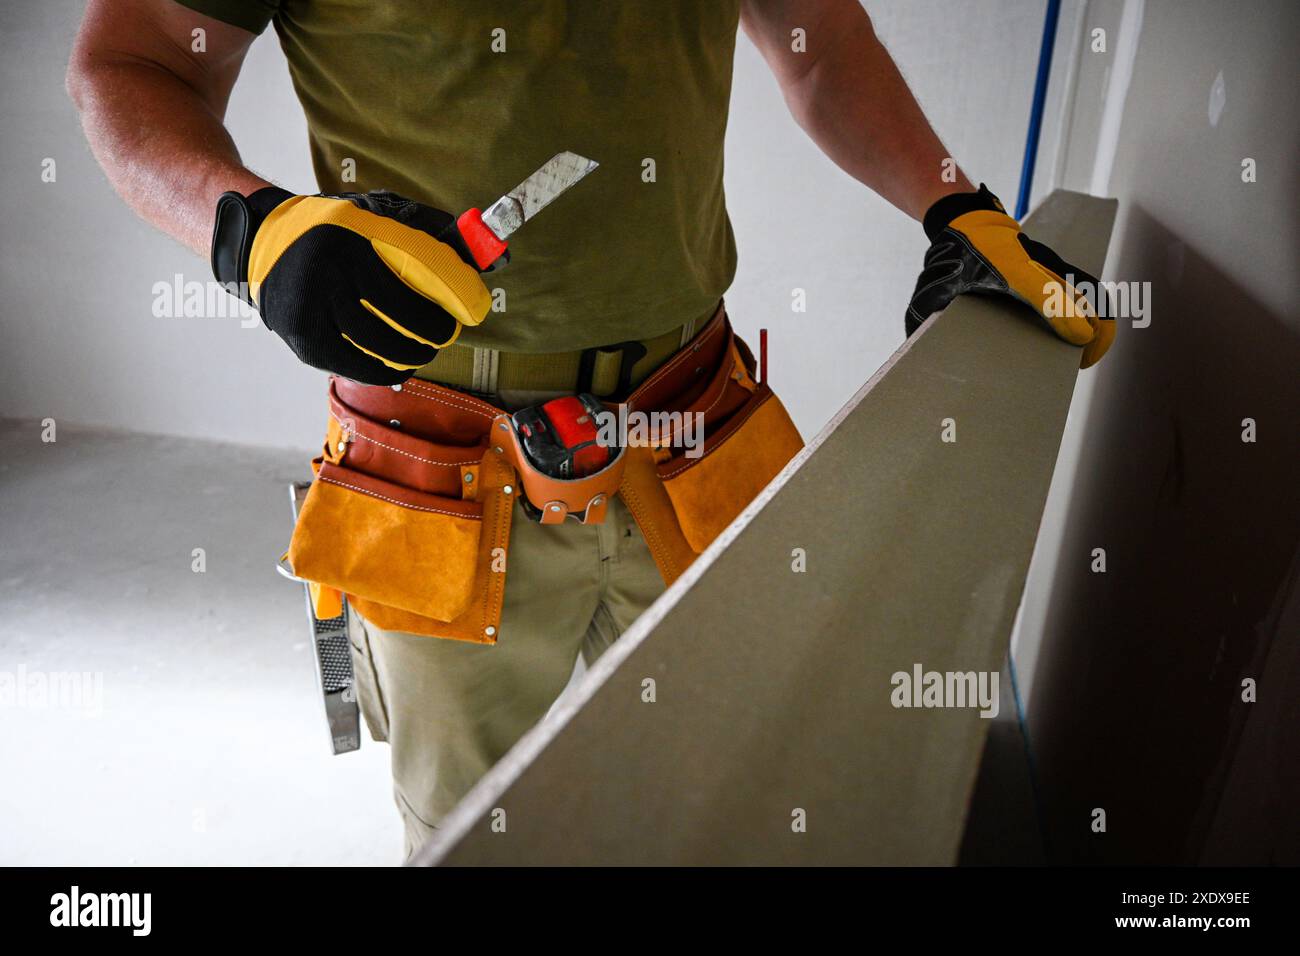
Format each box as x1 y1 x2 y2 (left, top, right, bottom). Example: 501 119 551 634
490 393 626 525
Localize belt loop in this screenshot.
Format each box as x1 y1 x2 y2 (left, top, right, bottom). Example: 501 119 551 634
472 347 500 394
578 341 648 399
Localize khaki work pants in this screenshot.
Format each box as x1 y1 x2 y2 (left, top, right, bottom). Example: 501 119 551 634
348 492 663 859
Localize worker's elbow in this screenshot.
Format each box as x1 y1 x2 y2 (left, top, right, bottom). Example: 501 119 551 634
65 38 116 113
65 54 93 111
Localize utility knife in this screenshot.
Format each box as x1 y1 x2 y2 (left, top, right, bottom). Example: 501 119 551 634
452 150 599 271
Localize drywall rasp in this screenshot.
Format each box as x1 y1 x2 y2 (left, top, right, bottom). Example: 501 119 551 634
286 481 360 756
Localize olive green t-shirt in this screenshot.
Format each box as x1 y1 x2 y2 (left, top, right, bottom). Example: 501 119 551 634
177 0 740 354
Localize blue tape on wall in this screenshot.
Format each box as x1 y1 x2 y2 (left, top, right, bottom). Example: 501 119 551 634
1015 0 1063 219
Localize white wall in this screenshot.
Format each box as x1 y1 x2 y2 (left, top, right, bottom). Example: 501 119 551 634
1019 0 1300 863
0 0 1049 450
0 1 319 452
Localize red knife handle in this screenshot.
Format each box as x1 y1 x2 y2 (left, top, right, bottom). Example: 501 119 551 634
456 208 509 271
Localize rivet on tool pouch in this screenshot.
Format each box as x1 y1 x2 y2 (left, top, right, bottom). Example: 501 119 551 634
491 393 625 524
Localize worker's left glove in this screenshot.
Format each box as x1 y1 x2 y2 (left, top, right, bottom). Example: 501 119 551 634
906 185 1113 368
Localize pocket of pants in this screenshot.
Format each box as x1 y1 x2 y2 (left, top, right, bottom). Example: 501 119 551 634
655 379 804 554
289 460 484 623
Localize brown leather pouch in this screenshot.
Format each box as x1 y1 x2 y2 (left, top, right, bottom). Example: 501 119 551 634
620 308 804 578
657 382 802 552
288 378 514 645
290 460 483 621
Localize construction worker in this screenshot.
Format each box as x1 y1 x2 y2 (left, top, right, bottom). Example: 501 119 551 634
67 0 1111 859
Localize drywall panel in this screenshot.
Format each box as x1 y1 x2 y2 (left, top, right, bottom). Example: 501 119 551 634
414 191 1117 866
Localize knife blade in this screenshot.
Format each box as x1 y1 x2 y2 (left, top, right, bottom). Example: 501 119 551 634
455 151 599 270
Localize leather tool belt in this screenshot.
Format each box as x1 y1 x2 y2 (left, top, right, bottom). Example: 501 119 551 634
283 302 805 645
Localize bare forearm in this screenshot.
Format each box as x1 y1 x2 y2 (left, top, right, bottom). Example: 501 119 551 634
68 1 271 258
69 60 269 257
745 1 973 220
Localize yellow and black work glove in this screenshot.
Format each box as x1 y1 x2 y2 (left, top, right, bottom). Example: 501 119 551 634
212 187 493 385
906 184 1113 368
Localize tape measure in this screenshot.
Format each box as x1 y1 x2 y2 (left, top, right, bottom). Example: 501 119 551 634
512 393 614 479
492 393 626 525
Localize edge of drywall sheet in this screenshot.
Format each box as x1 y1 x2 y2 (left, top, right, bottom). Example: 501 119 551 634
409 316 938 866
1007 195 1117 702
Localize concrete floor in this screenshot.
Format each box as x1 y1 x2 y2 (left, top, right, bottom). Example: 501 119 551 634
0 419 401 865
0 416 1034 866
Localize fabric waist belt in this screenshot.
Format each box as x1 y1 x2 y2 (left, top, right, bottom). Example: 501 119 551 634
413 303 722 398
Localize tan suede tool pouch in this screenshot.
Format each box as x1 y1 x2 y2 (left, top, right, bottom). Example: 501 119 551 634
620 310 804 576
288 378 514 645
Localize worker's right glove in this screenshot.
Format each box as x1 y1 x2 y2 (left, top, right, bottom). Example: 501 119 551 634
212 187 493 385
